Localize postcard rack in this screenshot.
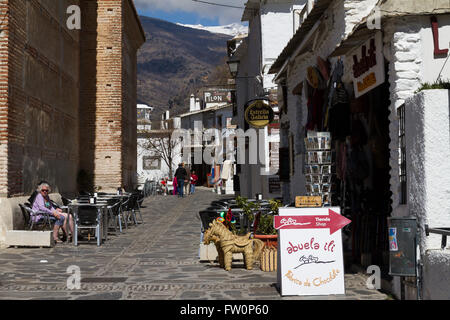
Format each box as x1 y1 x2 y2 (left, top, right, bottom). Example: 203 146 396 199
304 131 334 206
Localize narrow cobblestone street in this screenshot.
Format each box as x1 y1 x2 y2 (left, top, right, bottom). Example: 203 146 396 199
0 189 390 300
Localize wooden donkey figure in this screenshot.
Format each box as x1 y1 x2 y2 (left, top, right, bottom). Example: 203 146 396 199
204 219 264 271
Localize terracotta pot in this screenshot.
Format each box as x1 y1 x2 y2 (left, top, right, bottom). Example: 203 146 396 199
254 234 278 248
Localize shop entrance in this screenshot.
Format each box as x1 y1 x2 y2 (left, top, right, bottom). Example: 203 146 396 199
330 69 392 272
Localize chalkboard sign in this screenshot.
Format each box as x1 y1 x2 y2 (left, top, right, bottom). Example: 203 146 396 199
388 217 417 277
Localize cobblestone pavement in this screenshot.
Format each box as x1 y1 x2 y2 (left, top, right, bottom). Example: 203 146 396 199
0 189 390 300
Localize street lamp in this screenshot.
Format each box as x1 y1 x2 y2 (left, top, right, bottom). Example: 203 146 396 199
227 60 240 78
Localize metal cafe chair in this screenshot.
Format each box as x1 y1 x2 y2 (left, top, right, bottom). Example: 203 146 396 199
119 197 130 230
72 205 103 246
123 194 138 226
19 203 54 231
105 198 122 233
131 192 144 224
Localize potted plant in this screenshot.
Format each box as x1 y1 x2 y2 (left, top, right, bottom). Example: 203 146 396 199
253 199 282 248
252 199 282 272
235 196 259 235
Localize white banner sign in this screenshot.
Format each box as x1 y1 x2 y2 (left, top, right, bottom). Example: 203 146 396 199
276 207 350 296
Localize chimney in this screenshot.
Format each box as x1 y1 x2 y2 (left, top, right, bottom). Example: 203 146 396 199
195 98 201 110
190 94 196 112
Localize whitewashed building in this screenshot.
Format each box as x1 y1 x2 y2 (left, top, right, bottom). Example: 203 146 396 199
179 88 236 194
137 108 182 184
270 0 450 300
229 0 308 200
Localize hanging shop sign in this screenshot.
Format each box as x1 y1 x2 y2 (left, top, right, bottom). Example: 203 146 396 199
351 31 385 98
275 207 351 296
244 98 274 128
204 90 232 105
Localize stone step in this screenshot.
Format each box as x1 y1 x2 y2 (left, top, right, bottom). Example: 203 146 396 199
5 230 54 248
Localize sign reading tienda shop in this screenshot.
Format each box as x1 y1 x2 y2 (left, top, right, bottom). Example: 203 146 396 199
244 98 274 128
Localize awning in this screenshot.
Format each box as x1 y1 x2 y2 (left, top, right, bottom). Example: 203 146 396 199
329 24 376 57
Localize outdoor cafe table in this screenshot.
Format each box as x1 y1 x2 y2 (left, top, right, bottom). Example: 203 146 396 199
68 202 109 244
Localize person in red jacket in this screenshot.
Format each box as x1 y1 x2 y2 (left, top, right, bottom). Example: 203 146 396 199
190 170 198 194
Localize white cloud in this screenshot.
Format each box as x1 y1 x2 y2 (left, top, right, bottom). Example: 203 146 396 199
134 0 247 25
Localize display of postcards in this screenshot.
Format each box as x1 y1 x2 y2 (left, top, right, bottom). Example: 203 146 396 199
322 165 332 174
312 184 321 194
322 174 331 184
305 165 312 174
305 136 331 151
304 137 317 150
304 138 310 150
307 152 319 164
322 193 331 205
305 184 313 193
322 183 331 193
305 175 312 184
318 151 332 164
312 175 321 184
311 165 320 174
319 136 331 150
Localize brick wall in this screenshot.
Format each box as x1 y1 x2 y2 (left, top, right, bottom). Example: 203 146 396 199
0 0 80 197
79 0 144 192
0 0 9 197
122 0 144 189
0 0 144 196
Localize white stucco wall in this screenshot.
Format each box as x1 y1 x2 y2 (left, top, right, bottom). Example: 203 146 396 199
405 90 450 251
236 1 304 199
420 15 450 84
381 15 450 223
137 137 182 183
404 89 450 300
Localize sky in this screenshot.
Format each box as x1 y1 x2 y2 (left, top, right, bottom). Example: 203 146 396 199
134 0 247 26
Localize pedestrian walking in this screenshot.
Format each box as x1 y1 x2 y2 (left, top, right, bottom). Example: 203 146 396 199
172 177 178 196
174 163 187 198
190 170 198 194
184 163 191 195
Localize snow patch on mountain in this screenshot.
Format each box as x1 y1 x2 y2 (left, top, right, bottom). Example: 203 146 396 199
177 23 248 37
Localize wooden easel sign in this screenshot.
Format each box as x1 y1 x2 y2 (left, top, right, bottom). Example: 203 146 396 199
275 207 351 296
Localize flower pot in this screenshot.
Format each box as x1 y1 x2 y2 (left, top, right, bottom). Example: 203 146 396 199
254 234 278 248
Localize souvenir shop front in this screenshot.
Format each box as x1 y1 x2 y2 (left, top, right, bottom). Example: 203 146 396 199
303 31 392 270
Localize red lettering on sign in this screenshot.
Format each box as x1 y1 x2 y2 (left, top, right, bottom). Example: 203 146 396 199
431 16 449 56
353 38 377 78
286 238 320 254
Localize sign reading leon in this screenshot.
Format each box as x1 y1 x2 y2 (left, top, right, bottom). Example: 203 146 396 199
244 98 274 128
275 207 351 296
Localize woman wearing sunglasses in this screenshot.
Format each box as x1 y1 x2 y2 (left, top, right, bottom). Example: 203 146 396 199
32 182 74 243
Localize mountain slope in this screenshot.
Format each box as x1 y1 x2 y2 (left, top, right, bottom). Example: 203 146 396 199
137 16 233 119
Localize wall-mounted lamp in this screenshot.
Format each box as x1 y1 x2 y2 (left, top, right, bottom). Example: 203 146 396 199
227 60 240 78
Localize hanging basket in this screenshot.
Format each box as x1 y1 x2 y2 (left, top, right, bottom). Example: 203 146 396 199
260 246 277 272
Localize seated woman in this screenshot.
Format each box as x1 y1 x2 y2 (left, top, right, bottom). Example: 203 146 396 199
32 182 74 243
